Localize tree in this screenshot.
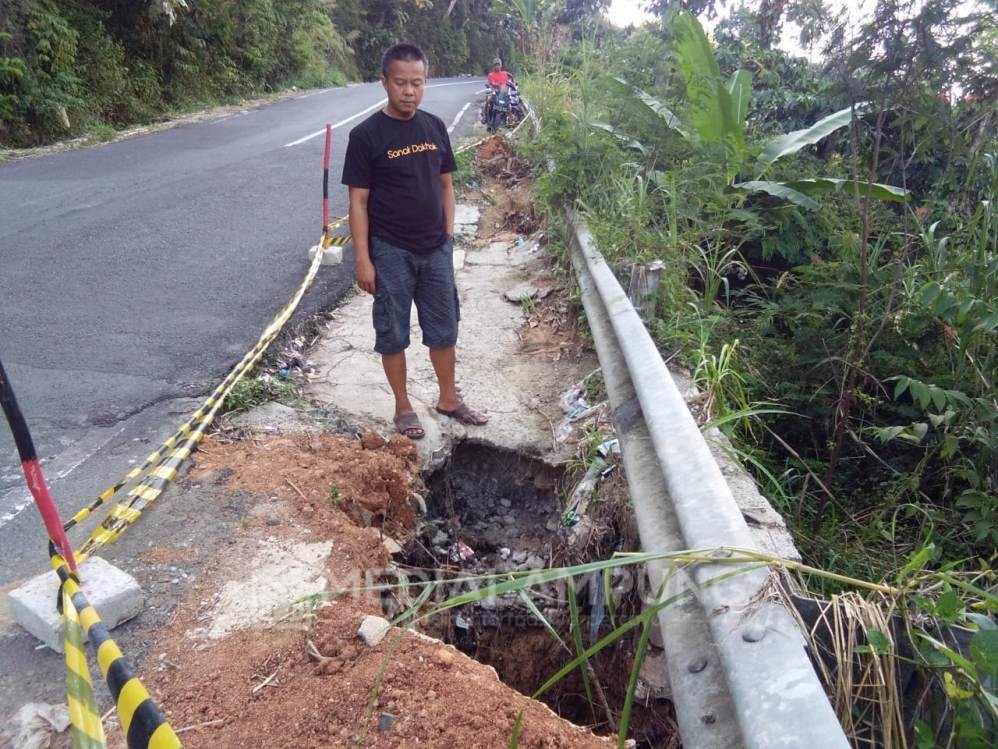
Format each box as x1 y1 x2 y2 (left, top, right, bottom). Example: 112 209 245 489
492 0 561 62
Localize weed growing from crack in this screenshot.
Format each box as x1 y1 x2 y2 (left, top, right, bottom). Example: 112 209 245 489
225 377 296 412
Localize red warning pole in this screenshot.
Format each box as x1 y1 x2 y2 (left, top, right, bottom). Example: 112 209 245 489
322 123 332 245
0 358 77 570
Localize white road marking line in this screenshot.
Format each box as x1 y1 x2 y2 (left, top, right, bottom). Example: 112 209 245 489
448 102 472 133
282 98 387 147
283 81 484 147
0 425 125 530
0 497 32 527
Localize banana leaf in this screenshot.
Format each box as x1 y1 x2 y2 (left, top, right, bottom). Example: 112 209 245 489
727 69 752 129
786 177 909 202
733 180 820 210
673 10 744 177
609 77 690 139
588 120 650 155
757 104 870 166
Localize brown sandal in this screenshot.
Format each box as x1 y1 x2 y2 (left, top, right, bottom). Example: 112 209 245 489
435 403 489 426
394 411 425 439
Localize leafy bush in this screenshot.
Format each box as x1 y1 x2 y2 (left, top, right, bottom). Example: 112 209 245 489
520 5 997 579
0 0 365 146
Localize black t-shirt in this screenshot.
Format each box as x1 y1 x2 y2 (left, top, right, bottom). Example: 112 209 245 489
341 109 457 254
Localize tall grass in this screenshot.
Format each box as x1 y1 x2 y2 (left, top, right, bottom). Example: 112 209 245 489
307 545 995 747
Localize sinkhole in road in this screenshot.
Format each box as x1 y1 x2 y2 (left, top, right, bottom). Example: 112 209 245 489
387 442 677 747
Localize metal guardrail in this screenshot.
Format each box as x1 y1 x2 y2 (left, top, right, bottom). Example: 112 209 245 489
567 209 851 749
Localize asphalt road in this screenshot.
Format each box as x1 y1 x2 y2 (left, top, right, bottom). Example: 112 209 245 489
0 77 484 585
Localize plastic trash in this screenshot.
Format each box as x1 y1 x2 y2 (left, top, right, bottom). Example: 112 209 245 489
589 574 606 646
559 384 585 413
448 541 475 563
597 438 620 458
565 458 606 518
1 703 70 749
554 417 575 443
566 399 591 420
562 509 579 527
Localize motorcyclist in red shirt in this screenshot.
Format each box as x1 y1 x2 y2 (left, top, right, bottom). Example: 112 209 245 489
482 58 515 124
487 58 513 89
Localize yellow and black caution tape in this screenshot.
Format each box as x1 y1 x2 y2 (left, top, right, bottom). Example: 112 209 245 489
63 216 349 562
56 556 180 749
322 232 352 248
62 579 107 749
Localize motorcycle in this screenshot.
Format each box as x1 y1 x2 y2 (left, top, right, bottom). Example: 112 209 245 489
507 85 525 125
486 84 511 133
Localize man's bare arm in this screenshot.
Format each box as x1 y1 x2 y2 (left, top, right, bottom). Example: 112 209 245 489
440 172 455 238
349 187 375 294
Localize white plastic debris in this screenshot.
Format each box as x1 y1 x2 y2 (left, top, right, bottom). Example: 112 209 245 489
1 703 70 749
559 384 585 413
447 542 475 563
597 438 620 458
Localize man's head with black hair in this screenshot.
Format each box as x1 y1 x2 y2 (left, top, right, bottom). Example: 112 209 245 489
381 43 428 79
380 43 428 120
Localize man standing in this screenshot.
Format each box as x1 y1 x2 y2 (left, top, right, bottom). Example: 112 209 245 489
342 43 488 439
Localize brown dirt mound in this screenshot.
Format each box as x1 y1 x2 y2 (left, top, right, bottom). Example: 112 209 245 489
130 431 615 749
139 604 611 749
479 182 540 240
477 134 534 191
477 134 512 161
192 432 421 539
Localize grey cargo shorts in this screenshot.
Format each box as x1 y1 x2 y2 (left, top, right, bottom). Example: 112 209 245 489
370 235 460 355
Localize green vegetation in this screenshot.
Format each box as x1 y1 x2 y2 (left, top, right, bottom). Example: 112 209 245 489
224 375 296 412
0 0 355 145
0 0 529 147
521 0 996 584
327 544 995 748
452 145 477 188
507 2 995 743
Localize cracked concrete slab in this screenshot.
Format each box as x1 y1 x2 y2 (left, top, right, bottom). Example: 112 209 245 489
307 205 596 471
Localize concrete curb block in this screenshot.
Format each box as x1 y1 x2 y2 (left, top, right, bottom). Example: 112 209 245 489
8 557 144 653
309 244 343 266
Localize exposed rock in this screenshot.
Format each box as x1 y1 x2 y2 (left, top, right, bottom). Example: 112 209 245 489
382 536 403 555
525 553 545 569
503 283 539 303
360 431 387 450
357 615 391 647
377 713 396 732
